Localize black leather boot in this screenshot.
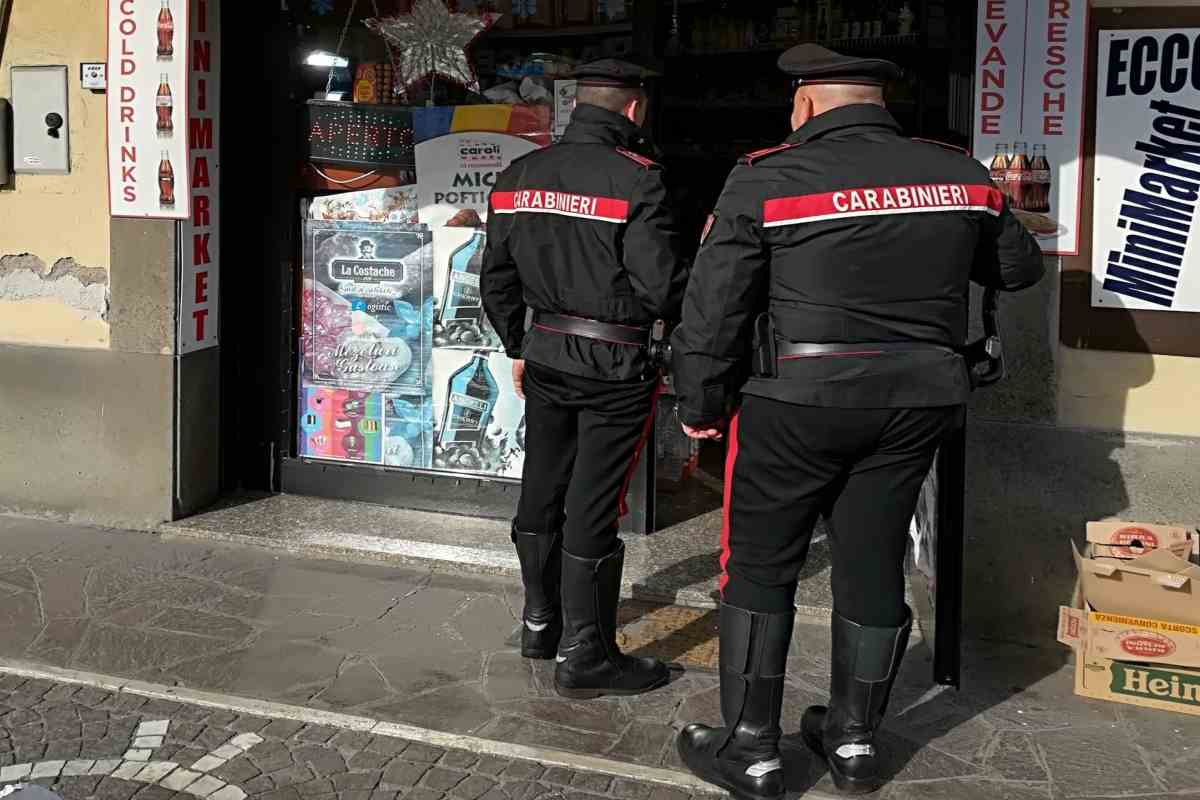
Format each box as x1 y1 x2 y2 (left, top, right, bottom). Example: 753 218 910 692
511 522 562 660
801 610 912 795
677 604 794 800
555 543 669 699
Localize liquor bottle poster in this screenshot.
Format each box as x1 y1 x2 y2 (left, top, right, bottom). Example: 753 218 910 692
1091 29 1200 313
299 220 435 467
108 0 191 218
971 0 1088 255
415 128 542 351
431 349 526 479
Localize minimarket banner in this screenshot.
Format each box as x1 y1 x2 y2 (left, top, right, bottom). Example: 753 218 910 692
1092 29 1200 312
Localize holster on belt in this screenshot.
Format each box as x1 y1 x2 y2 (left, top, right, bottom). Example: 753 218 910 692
752 312 778 378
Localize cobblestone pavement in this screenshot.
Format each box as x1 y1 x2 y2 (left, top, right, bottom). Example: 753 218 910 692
0 674 711 800
4 516 1200 799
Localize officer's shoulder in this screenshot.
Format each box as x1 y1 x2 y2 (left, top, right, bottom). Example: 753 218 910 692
910 137 969 156
614 147 663 170
738 142 803 166
909 137 989 177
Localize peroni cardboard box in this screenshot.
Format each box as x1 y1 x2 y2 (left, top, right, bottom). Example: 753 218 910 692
1086 520 1196 561
1058 606 1200 670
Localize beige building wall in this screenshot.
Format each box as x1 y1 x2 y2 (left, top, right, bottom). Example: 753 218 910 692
0 0 110 348
1058 349 1199 438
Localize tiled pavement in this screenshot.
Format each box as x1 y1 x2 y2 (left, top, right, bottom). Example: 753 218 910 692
3 515 1200 799
0 674 710 800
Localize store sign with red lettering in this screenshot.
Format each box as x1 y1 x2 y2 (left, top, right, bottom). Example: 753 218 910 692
972 0 1088 255
107 0 191 219
177 0 220 351
1092 29 1200 313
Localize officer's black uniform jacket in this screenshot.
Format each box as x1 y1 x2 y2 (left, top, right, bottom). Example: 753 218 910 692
671 104 1045 427
481 104 689 383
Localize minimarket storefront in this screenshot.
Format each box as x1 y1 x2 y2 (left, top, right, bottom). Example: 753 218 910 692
2 0 1188 650
212 0 980 536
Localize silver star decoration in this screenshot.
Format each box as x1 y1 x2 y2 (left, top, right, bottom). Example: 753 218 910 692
366 0 497 99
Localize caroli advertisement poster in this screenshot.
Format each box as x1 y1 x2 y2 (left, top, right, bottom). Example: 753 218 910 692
414 110 548 481
299 220 435 469
416 128 542 350
431 349 526 479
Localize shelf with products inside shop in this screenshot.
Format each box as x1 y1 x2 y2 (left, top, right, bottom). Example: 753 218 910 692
668 32 923 58
481 21 633 40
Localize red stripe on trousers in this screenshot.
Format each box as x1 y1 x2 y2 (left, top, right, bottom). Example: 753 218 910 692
618 381 663 518
719 411 741 596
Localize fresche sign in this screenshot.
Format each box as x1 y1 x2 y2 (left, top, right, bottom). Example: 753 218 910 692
1092 29 1200 313
972 0 1088 255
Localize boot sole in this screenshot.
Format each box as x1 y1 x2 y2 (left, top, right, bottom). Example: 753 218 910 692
801 728 881 795
521 648 557 660
675 736 783 800
554 672 669 699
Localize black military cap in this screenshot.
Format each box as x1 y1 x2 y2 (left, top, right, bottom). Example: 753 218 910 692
778 43 900 86
572 58 659 88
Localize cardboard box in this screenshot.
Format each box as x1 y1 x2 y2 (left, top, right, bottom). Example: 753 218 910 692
1071 651 1200 717
1087 520 1196 560
1073 542 1200 627
1059 606 1200 670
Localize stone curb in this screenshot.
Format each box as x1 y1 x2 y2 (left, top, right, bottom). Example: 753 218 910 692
0 658 828 799
155 524 839 621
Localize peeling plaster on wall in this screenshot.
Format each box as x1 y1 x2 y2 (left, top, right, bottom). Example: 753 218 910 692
0 253 109 321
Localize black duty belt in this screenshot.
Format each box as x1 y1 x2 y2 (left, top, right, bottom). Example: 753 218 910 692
776 341 956 360
533 312 648 347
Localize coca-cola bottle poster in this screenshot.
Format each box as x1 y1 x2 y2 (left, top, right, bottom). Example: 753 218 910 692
299 220 435 468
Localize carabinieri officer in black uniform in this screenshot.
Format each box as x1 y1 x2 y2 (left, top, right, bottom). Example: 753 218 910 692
481 59 688 699
672 45 1045 797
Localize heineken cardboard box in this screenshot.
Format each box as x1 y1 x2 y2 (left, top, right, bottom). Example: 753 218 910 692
1071 652 1200 717
1086 521 1196 561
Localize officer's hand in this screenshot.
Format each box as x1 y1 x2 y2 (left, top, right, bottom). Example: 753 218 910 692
682 423 724 441
511 359 526 400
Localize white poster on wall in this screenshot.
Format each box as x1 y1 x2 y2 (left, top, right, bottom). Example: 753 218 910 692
108 0 191 219
178 0 220 351
972 0 1088 255
416 131 540 351
1092 29 1200 312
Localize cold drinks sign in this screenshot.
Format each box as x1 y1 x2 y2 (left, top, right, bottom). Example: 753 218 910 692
973 0 1088 255
108 0 190 218
1092 30 1200 313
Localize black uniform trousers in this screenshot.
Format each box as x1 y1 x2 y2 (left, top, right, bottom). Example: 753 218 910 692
517 362 659 559
721 395 963 627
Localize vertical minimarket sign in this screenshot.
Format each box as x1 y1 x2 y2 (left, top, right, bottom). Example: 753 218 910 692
178 0 220 351
1092 29 1200 312
972 0 1088 255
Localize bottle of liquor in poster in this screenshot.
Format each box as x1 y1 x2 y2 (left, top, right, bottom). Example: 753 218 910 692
1030 144 1052 213
438 352 498 450
158 151 175 208
156 74 173 135
1007 142 1030 210
989 143 1010 196
438 230 485 325
157 0 174 59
